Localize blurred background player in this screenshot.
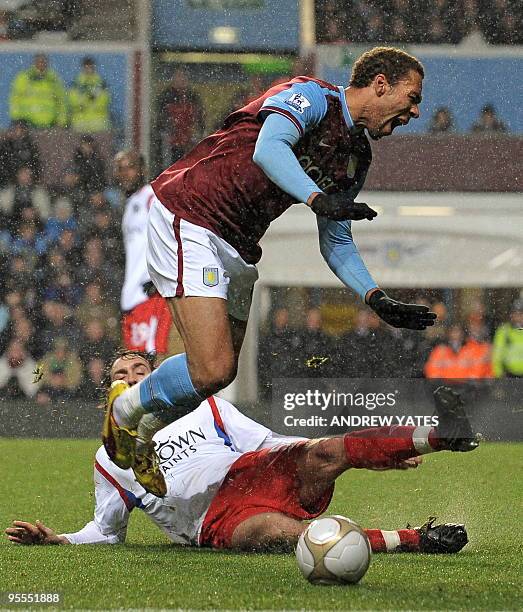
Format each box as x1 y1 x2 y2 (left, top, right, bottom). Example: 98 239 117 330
104 47 436 494
113 150 172 358
9 351 472 554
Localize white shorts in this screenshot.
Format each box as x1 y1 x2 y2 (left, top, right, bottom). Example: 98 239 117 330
146 197 259 321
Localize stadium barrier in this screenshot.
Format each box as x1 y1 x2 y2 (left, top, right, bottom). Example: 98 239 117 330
1 378 521 440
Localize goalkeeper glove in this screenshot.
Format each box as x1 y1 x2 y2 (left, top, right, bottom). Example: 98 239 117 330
310 192 378 221
368 289 437 330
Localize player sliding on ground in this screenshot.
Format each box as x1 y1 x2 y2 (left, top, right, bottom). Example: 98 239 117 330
103 47 437 496
10 352 476 553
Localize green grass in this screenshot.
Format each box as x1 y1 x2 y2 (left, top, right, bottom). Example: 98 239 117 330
1 439 522 610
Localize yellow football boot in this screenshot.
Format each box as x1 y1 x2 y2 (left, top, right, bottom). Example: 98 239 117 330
133 443 167 497
102 380 137 470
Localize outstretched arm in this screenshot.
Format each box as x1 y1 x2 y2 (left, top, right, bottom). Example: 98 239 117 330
6 454 132 546
317 217 437 329
6 520 70 545
5 519 125 545
317 216 378 301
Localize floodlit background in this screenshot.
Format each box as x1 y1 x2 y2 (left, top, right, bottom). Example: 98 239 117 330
0 0 521 416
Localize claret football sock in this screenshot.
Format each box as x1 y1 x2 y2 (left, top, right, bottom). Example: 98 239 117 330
344 426 439 469
113 353 204 428
364 529 420 553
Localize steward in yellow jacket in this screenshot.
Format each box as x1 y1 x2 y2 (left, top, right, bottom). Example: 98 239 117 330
492 300 523 377
69 57 111 133
9 54 67 129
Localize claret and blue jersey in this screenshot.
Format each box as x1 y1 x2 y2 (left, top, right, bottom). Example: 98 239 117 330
151 76 378 300
259 77 371 200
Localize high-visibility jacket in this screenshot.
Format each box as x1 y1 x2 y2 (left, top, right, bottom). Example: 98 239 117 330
9 67 67 129
492 324 523 377
424 339 493 379
69 71 111 133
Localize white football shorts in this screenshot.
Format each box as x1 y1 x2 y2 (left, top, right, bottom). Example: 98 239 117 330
146 196 259 321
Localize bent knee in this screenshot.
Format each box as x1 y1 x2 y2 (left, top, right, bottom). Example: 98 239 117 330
191 356 237 395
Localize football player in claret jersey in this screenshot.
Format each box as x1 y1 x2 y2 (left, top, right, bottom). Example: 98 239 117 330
103 47 437 496
9 351 473 553
114 151 172 357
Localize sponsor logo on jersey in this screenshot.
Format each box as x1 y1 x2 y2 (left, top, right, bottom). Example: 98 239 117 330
284 92 311 114
203 266 219 287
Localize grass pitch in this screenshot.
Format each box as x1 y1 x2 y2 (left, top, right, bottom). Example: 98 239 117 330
1 439 522 610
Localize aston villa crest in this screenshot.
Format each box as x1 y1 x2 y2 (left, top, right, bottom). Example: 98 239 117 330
203 266 219 287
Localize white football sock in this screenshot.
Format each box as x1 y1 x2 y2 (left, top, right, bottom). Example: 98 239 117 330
136 413 167 453
113 383 145 429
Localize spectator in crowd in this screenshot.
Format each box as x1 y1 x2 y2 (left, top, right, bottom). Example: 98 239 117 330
38 337 83 403
10 315 42 360
6 254 41 298
0 166 51 231
492 299 523 378
72 135 107 193
0 120 41 187
9 54 67 129
44 198 77 244
425 301 449 348
77 191 110 235
39 300 80 354
258 307 296 398
52 166 84 216
10 219 48 264
424 324 493 379
400 298 434 378
78 318 115 366
69 56 111 133
471 104 507 134
78 355 105 401
428 107 454 134
480 0 523 44
293 308 334 377
338 310 407 378
54 228 82 271
75 236 115 290
157 67 204 166
75 280 119 340
42 269 82 307
83 208 120 255
0 339 40 398
315 0 521 45
465 298 492 341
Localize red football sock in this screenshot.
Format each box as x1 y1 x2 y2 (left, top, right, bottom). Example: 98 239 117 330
364 528 420 553
344 426 440 469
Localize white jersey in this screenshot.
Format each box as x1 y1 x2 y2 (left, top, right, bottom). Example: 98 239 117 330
63 397 303 547
121 184 155 312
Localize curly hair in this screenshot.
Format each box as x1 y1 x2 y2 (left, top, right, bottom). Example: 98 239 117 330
349 47 424 88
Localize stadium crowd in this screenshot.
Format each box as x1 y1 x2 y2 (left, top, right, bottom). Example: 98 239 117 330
0 121 122 402
316 0 523 45
258 296 523 398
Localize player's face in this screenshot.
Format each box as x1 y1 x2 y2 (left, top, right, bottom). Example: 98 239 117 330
110 356 152 386
114 157 141 192
367 70 423 140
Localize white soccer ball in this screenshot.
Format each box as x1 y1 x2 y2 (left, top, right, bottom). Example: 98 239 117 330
296 515 371 585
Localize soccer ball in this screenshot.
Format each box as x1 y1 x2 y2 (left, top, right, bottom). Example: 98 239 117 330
296 515 371 585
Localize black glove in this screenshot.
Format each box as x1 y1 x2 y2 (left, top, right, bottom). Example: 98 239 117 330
368 289 437 330
310 193 378 221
